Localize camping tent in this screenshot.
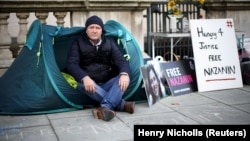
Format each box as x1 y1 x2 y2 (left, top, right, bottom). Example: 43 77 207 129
0 20 147 115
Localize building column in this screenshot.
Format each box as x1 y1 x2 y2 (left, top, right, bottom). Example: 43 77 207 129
16 12 29 45
0 13 11 46
0 13 12 59
54 12 67 27
35 12 49 24
131 11 144 52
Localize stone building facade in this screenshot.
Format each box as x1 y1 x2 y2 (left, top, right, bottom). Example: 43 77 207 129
0 0 250 76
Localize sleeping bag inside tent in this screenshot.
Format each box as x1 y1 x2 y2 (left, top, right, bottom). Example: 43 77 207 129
0 19 147 115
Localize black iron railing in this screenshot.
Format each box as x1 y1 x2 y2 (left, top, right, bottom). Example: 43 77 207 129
144 1 202 58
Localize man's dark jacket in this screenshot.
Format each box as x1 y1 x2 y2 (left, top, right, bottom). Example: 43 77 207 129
66 34 130 83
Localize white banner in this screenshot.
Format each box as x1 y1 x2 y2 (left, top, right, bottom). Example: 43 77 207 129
190 18 243 92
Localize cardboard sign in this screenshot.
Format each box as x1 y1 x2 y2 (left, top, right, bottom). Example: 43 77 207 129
140 64 165 107
190 18 243 92
146 56 168 98
160 60 198 96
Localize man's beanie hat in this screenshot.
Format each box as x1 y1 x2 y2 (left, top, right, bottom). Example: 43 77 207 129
85 15 104 29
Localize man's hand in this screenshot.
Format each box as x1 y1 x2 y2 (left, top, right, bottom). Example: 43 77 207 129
82 76 96 93
119 74 130 92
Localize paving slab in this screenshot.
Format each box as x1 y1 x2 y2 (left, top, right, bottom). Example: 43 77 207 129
159 92 216 108
0 114 49 128
0 85 250 141
232 103 250 113
119 111 198 126
47 109 92 120
0 115 56 141
119 102 174 116
0 126 58 141
50 115 133 141
199 88 250 105
171 102 250 125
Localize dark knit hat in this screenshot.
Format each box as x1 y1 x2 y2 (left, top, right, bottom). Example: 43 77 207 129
85 15 104 29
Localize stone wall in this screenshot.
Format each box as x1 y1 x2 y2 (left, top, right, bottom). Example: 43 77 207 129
1 0 250 77
205 0 250 37
0 0 153 76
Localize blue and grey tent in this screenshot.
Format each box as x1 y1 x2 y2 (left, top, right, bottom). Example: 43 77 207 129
0 20 147 114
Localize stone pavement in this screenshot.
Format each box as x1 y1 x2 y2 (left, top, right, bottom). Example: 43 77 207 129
0 85 250 141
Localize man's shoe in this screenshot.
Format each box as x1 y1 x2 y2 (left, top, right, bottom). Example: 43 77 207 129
92 107 116 121
124 101 135 114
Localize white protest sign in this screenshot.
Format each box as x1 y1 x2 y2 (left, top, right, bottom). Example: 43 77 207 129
190 18 243 92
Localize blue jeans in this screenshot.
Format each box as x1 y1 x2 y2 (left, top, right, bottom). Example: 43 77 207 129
77 76 125 111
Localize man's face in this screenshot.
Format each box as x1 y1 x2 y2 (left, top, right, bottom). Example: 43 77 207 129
86 24 102 41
